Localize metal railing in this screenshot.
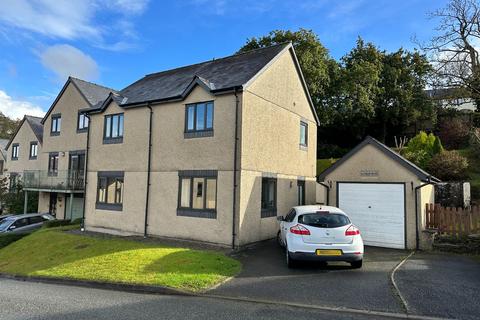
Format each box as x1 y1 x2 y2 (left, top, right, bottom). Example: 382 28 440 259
23 170 85 191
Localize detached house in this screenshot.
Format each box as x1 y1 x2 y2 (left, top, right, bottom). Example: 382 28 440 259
84 43 318 247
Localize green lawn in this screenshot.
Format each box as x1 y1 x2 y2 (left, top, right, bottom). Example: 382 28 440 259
0 226 241 292
458 148 480 201
317 158 338 175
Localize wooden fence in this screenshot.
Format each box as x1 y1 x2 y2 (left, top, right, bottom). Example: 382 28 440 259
425 204 480 237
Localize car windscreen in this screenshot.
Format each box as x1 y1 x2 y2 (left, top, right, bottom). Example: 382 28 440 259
298 212 350 228
0 218 14 231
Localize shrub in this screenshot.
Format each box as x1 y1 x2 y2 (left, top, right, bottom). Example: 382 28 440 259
42 220 75 229
71 218 83 225
402 131 443 168
428 150 469 181
437 118 470 149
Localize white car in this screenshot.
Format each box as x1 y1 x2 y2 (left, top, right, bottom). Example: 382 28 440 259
277 205 364 268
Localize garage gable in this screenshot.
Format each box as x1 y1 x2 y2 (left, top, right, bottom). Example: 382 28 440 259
318 136 439 183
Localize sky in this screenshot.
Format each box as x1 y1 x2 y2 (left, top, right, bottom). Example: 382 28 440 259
0 0 449 119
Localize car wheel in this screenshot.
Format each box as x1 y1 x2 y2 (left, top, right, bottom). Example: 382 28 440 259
286 246 296 268
277 231 284 247
350 260 363 269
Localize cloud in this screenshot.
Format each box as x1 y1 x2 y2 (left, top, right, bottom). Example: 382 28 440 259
0 90 45 120
0 0 150 50
104 0 150 15
39 44 99 82
0 0 100 40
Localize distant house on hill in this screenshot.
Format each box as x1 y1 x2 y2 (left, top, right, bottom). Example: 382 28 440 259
425 88 476 112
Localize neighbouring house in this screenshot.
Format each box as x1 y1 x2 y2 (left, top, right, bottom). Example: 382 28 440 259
425 88 476 112
0 138 9 213
0 138 8 177
20 77 114 219
4 116 43 205
317 136 439 250
83 42 318 247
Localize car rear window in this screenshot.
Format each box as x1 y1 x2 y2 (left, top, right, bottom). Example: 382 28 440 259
298 212 350 228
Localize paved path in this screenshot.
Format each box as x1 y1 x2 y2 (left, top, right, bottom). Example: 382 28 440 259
0 279 402 320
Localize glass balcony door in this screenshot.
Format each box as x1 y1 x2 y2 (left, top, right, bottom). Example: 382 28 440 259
68 152 85 189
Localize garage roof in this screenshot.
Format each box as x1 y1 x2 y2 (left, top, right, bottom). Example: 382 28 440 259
317 136 440 182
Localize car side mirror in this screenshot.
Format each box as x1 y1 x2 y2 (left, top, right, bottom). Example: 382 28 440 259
276 216 284 222
8 225 16 231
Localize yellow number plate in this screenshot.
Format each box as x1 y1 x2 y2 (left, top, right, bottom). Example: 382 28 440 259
316 249 342 256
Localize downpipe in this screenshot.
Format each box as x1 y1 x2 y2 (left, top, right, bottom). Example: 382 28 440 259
144 104 153 237
232 88 240 249
81 113 91 231
414 178 435 250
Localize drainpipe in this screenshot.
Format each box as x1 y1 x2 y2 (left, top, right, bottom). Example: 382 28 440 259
232 88 240 249
144 104 153 237
317 181 330 205
81 113 91 231
414 177 436 250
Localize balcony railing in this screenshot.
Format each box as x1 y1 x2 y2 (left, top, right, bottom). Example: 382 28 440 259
23 170 85 192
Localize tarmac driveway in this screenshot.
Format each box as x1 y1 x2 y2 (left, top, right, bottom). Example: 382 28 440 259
396 251 480 320
210 240 408 313
210 240 480 319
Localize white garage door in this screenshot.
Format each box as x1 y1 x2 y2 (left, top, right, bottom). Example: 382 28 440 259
338 183 405 249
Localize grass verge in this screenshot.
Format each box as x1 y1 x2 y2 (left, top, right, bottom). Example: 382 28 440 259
317 158 338 175
0 226 240 292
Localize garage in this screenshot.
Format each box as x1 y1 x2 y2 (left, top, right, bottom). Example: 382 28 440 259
337 182 405 249
317 136 439 250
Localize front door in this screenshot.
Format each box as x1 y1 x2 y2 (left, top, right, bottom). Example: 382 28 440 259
297 180 305 205
49 193 57 217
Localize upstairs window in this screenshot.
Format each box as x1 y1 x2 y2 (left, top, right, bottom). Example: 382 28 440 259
300 121 308 147
29 142 38 160
104 113 124 144
11 144 19 160
51 114 61 136
77 112 89 132
185 102 214 138
48 153 59 176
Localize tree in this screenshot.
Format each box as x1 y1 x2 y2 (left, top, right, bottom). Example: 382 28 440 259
418 0 480 110
0 112 20 139
238 29 338 124
373 49 435 142
322 39 435 145
238 30 435 150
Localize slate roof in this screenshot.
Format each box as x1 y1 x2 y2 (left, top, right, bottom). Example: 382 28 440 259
70 77 117 106
119 43 290 106
42 77 117 124
5 115 44 150
25 116 44 144
317 136 440 182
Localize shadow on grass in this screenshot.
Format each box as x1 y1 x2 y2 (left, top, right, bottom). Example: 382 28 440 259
0 227 240 289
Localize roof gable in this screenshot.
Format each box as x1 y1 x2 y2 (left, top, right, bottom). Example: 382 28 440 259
41 77 116 124
317 136 440 182
5 115 43 150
